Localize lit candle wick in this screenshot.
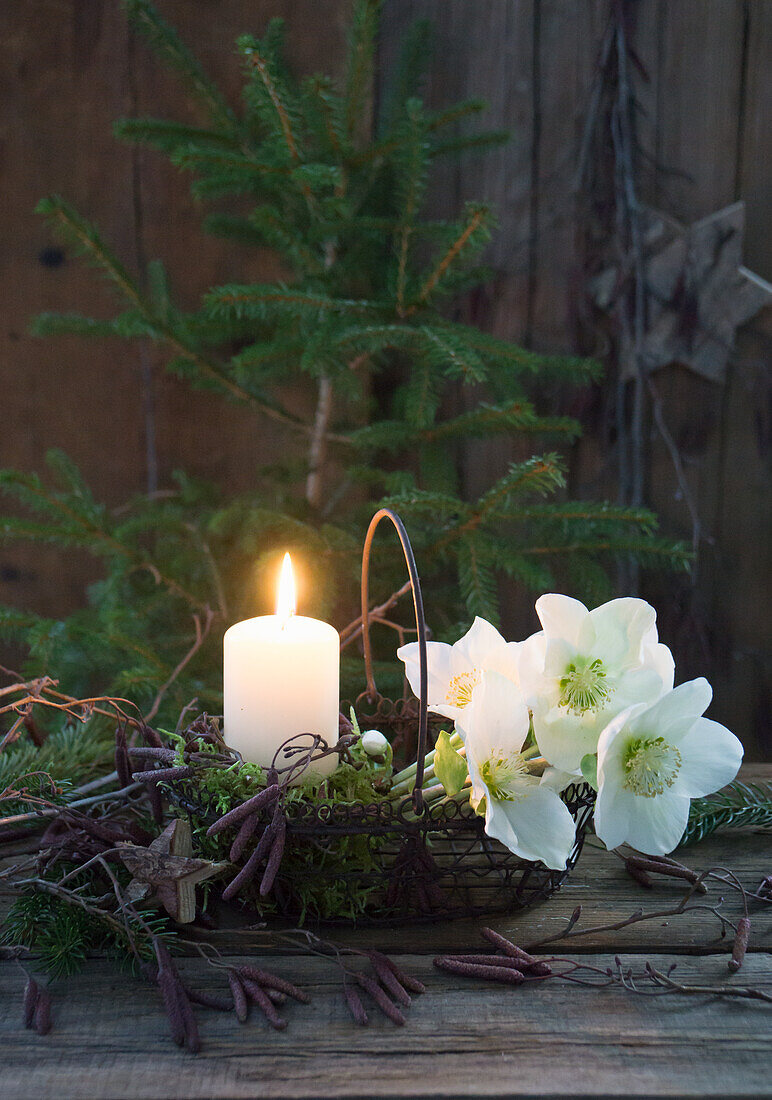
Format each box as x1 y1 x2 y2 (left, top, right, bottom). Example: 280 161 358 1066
276 552 296 627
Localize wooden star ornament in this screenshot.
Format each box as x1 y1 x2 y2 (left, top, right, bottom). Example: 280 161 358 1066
119 818 228 923
591 201 772 383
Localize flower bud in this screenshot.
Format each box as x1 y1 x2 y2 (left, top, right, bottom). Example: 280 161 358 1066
361 729 389 756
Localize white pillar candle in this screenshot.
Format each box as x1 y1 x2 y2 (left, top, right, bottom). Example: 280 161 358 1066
224 554 340 778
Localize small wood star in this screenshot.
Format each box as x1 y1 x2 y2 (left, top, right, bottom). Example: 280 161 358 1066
120 819 228 924
591 201 772 383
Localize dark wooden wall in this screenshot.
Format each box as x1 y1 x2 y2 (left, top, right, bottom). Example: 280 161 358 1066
0 2 769 756
377 0 772 759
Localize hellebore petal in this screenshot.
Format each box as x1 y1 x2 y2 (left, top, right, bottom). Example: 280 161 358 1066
521 594 674 772
594 679 743 856
398 617 520 721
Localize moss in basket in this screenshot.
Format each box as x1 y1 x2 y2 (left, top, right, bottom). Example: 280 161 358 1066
173 747 393 922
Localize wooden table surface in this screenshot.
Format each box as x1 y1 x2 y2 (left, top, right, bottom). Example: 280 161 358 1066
1 766 770 1100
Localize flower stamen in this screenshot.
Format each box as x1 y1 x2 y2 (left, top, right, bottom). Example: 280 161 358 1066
479 750 533 802
558 657 612 715
622 736 682 798
445 668 481 708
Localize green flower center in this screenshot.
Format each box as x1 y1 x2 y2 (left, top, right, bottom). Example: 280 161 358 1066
558 657 612 715
479 750 531 802
622 736 682 798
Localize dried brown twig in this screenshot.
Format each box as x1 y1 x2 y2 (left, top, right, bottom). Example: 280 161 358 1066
435 920 772 1006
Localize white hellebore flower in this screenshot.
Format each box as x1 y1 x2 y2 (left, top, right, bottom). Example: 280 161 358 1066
518 594 674 773
398 616 520 721
360 729 389 757
455 670 577 870
594 678 743 856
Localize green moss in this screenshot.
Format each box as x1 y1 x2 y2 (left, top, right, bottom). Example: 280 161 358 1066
172 745 393 922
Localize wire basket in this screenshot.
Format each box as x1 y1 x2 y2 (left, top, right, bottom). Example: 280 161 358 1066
171 508 595 924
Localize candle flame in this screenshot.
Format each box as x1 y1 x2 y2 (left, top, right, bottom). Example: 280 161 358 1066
276 552 296 622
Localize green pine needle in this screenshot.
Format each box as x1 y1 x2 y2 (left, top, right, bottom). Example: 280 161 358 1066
680 781 772 847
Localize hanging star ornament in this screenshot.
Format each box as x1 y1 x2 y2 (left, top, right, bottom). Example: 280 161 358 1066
591 201 772 382
119 818 228 923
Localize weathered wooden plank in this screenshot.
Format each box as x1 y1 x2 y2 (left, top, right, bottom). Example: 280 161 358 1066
189 826 771 957
639 0 767 759
0 952 769 1098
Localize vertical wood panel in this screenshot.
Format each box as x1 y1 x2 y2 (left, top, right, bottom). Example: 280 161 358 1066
0 1 769 751
0 2 142 616
0 0 352 621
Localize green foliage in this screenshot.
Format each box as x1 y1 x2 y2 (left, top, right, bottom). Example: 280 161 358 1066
0 721 114 816
2 884 170 979
680 781 772 847
0 1 689 729
182 746 391 921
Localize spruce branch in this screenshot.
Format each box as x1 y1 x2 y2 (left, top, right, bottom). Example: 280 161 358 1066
411 203 490 309
124 0 235 130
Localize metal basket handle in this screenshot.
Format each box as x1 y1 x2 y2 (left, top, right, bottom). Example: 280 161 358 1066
360 508 429 814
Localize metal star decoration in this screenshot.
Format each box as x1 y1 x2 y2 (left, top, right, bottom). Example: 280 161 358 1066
591 201 772 383
120 818 228 923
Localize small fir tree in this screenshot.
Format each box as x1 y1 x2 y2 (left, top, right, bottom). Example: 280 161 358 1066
0 0 687 726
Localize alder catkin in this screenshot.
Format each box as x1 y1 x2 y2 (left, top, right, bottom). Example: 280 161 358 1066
237 966 310 1004
206 784 280 836
23 978 39 1029
433 957 525 984
356 973 406 1026
369 950 427 995
344 984 369 1026
33 991 52 1035
368 953 411 1007
227 971 249 1023
729 916 751 972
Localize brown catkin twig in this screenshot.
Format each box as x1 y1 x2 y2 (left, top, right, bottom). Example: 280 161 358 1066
237 966 310 1004
158 967 186 1046
369 950 427 995
221 822 278 901
185 987 233 1012
344 983 369 1026
33 991 52 1035
23 978 39 1028
239 978 288 1030
259 812 286 897
132 765 194 783
128 746 177 762
626 855 707 892
729 916 751 973
434 957 525 984
114 725 131 788
147 781 164 825
625 858 654 888
356 973 406 1026
229 812 259 862
368 953 411 1006
173 977 201 1054
227 971 249 1023
206 784 280 836
481 927 536 964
